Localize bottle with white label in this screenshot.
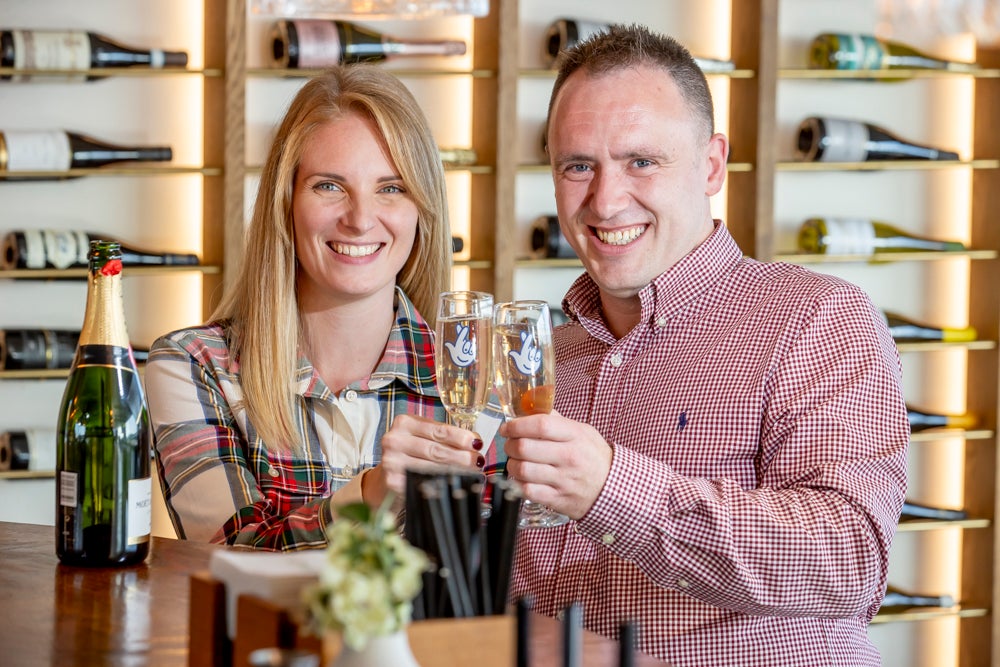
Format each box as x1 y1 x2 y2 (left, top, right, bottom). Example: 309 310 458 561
0 129 172 180
0 430 57 472
1 229 199 270
795 116 960 162
797 217 966 255
56 241 151 566
0 29 188 82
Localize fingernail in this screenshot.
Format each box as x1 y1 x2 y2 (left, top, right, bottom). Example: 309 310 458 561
476 455 485 469
472 438 484 451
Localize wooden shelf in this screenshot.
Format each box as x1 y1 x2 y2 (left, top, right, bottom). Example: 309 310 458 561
773 250 998 263
897 517 990 532
779 68 1000 80
0 365 147 380
0 266 221 280
0 67 223 78
910 429 994 443
0 470 54 480
776 159 1000 171
895 340 997 353
519 67 756 79
246 67 495 78
0 166 223 179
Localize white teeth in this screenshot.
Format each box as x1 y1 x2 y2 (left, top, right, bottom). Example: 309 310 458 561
595 226 645 245
331 242 380 257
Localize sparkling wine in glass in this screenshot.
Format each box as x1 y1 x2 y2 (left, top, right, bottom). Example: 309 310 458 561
493 300 568 529
435 291 494 432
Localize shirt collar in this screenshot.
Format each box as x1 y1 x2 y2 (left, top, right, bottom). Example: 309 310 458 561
562 220 744 340
295 286 439 398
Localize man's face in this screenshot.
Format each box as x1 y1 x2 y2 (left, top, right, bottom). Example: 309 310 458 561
547 64 728 302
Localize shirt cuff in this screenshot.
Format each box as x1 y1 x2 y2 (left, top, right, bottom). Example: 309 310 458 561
574 444 671 561
330 471 366 514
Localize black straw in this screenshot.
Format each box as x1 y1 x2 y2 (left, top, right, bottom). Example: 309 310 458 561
562 601 583 667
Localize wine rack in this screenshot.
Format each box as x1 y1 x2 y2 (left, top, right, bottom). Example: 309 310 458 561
1 0 998 663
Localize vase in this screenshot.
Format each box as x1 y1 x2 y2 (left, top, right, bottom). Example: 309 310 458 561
330 630 420 667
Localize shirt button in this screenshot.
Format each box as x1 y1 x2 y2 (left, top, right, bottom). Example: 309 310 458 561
342 466 354 477
345 390 358 402
601 532 615 545
610 354 623 367
268 466 279 477
655 316 667 328
677 578 690 589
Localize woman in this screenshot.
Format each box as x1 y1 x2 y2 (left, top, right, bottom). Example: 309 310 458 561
145 65 501 549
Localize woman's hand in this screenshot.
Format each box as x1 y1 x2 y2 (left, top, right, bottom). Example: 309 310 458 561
363 414 485 505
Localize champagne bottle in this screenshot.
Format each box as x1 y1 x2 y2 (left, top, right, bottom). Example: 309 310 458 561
0 29 188 82
269 19 467 68
795 116 959 162
543 18 735 73
881 585 955 610
908 406 977 432
0 129 172 180
55 241 152 566
0 429 57 472
797 218 966 255
0 328 149 370
883 311 977 343
1 229 199 270
809 32 977 72
531 215 577 259
901 500 967 522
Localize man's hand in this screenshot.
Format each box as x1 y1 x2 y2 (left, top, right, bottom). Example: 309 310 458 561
499 410 613 520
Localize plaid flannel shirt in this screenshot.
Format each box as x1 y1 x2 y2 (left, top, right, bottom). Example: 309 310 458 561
145 287 504 550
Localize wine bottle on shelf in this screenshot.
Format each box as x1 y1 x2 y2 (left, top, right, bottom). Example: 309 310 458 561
269 19 467 68
883 311 977 343
809 32 977 72
1 229 199 270
794 116 960 162
0 29 188 82
56 241 152 566
901 500 968 522
0 328 149 370
907 405 977 432
0 129 172 180
0 429 56 472
543 18 735 73
451 236 464 254
531 215 577 259
797 217 966 255
439 147 477 167
881 585 955 610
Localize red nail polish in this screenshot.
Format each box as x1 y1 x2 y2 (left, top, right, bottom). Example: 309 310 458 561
472 438 484 451
476 455 485 469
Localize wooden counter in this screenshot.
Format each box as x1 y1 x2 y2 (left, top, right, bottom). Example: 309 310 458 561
0 521 667 666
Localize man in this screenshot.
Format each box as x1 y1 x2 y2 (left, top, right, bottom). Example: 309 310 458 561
501 24 909 666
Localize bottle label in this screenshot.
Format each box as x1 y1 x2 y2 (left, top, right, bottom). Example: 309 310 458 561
2 130 72 172
820 218 876 254
26 429 57 471
292 20 343 68
11 30 90 82
22 230 90 269
59 470 79 508
127 477 152 544
834 34 886 70
815 118 868 162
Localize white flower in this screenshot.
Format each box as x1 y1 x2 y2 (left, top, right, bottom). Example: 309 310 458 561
303 499 430 651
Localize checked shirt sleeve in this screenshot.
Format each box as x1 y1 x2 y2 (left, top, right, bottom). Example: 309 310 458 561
145 330 333 551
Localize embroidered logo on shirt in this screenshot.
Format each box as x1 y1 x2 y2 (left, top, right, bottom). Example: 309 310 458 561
444 322 477 368
677 411 688 431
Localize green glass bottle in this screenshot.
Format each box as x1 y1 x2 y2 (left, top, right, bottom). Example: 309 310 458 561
809 32 977 72
797 217 966 255
55 241 151 566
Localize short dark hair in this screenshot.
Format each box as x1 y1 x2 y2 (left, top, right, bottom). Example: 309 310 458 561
547 23 715 139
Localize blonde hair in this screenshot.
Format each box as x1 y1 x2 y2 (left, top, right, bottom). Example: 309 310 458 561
213 65 453 448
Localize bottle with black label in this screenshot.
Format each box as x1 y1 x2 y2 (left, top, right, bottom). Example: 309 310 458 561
900 500 967 522
0 328 148 370
907 406 977 432
0 130 172 180
0 29 188 82
531 215 577 259
55 241 152 566
795 116 960 162
269 19 466 68
1 230 199 270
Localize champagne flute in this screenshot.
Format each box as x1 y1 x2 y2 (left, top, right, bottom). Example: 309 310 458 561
435 291 494 432
493 300 568 529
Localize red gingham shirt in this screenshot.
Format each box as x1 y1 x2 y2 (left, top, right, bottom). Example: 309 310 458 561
510 222 909 666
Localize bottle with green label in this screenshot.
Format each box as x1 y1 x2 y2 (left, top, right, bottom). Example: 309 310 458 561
809 32 977 72
55 240 151 566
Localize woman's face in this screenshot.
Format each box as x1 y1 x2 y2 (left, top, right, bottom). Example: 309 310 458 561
292 110 419 311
